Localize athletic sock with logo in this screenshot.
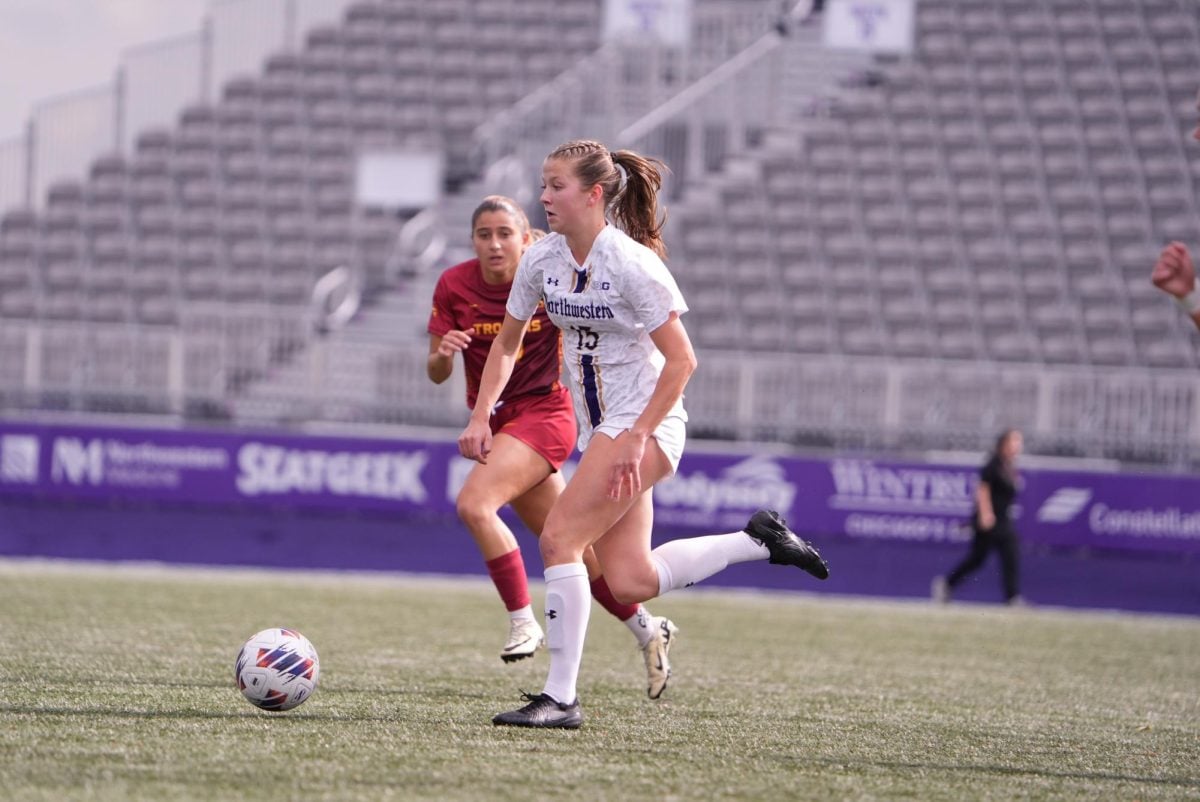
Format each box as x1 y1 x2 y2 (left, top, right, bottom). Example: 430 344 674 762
485 549 531 613
622 606 656 648
649 532 770 595
542 562 591 705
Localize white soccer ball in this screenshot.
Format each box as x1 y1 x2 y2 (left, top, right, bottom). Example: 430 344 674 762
234 628 320 712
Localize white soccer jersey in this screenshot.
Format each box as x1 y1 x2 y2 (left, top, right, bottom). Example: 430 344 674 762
507 224 689 450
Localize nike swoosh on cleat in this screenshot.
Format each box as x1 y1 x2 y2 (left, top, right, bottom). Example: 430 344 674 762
503 637 533 652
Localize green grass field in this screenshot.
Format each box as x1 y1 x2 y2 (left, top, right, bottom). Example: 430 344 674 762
2 559 1197 801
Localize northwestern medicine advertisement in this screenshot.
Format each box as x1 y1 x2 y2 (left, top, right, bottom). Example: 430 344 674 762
1 420 1198 556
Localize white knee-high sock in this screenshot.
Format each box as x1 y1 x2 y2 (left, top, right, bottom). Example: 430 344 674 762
650 532 769 595
542 562 590 704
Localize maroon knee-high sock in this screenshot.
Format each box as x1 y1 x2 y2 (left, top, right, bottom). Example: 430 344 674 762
486 549 531 612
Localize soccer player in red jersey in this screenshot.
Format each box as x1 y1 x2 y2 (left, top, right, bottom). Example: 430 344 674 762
428 195 678 698
1151 88 1200 331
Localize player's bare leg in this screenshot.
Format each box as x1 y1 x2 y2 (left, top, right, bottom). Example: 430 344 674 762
495 434 673 727
510 456 675 697
456 433 553 662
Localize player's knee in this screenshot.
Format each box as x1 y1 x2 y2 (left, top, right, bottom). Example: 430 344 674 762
605 575 650 606
455 490 498 529
538 531 563 565
538 527 576 566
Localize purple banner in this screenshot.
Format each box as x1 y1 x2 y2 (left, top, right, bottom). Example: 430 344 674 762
1 420 1198 556
0 421 454 514
655 453 1200 556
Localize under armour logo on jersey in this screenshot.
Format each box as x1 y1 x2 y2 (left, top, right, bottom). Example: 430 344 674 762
546 609 558 619
546 277 560 286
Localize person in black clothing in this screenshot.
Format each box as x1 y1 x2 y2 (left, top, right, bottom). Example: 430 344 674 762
932 429 1025 605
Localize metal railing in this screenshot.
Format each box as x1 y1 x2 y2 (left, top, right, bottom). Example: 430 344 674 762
472 0 805 184
683 351 1200 464
119 32 208 154
11 314 1194 464
0 136 27 211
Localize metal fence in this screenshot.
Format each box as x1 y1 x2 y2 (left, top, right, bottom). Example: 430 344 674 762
6 314 1194 465
474 5 870 205
0 136 26 211
29 85 118 208
0 0 354 214
120 33 208 154
684 351 1200 464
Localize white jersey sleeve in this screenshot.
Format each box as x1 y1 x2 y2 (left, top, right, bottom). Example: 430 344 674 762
505 241 548 321
621 255 688 333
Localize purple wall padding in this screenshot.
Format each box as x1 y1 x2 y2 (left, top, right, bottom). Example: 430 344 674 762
0 420 1196 614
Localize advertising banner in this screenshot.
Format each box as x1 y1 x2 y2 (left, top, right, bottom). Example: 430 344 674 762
2 420 1198 556
0 422 450 515
655 453 1200 556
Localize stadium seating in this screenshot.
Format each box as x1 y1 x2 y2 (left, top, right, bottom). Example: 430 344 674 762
668 0 1200 376
0 0 610 414
2 0 1199 464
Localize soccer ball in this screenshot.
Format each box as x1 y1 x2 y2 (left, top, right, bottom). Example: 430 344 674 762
234 628 320 712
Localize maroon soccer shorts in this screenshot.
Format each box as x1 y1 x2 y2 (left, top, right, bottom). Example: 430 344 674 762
490 385 577 471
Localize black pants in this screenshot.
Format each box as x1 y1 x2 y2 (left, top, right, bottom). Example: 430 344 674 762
946 521 1020 601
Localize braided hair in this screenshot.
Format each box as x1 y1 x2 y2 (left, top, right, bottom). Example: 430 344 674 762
546 139 669 259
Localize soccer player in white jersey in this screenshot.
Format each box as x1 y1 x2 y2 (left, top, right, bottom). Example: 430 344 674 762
458 139 830 729
428 195 679 698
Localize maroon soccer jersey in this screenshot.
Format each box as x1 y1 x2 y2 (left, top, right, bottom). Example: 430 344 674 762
428 258 562 409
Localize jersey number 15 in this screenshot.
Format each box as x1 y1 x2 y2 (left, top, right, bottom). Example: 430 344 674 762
570 325 599 351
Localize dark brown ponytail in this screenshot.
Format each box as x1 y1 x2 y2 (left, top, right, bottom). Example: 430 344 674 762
547 139 669 259
611 149 668 259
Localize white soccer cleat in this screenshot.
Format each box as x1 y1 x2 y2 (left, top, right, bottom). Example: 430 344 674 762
500 617 544 663
641 617 678 700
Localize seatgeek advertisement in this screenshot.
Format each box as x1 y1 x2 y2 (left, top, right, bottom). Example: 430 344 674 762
1 420 1197 556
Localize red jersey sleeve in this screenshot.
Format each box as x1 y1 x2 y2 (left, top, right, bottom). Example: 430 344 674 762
427 273 456 338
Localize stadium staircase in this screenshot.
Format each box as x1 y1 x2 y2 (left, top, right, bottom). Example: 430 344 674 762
228 0 824 428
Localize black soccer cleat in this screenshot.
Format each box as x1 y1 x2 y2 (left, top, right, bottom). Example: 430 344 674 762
744 509 830 580
492 692 583 729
